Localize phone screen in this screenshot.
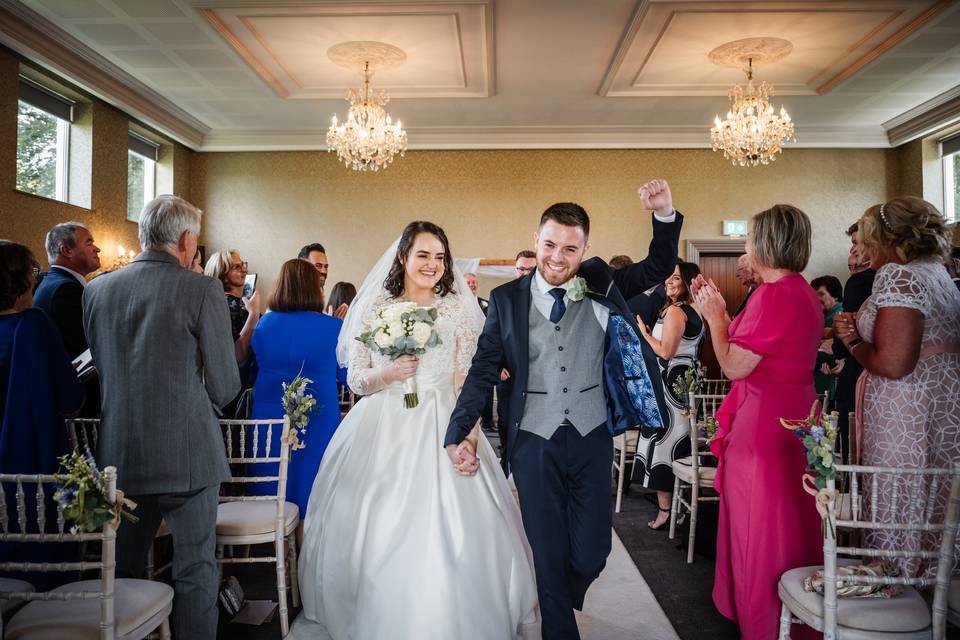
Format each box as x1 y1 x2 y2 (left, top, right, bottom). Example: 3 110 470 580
243 273 257 298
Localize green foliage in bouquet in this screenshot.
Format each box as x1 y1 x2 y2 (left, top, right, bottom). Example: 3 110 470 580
671 367 703 415
282 368 316 451
357 305 441 357
781 401 837 490
54 450 138 534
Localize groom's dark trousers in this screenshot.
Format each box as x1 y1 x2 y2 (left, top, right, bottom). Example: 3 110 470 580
512 423 613 640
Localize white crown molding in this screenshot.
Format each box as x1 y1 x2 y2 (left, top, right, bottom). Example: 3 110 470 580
883 84 960 147
0 0 209 149
200 124 891 151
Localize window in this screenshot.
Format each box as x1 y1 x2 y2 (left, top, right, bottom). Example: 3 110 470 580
942 133 960 224
127 132 158 221
16 78 74 201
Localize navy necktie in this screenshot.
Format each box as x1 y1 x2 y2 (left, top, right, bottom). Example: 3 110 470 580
548 287 566 323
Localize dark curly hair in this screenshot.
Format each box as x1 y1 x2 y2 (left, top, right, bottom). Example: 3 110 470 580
0 241 39 311
384 221 456 298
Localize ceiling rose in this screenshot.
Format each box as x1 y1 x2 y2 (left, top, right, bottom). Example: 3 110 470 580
326 41 408 172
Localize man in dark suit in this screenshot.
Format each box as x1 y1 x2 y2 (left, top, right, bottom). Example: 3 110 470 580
446 180 682 639
832 229 876 463
84 195 240 640
34 222 102 416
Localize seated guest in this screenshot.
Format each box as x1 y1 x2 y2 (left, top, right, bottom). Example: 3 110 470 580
298 242 329 291
84 195 240 640
34 222 102 416
0 241 84 587
832 224 876 463
325 281 356 318
692 205 822 640
609 254 633 269
248 259 346 516
834 197 960 572
635 261 704 529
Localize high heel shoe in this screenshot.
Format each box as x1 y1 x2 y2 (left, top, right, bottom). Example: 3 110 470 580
647 507 671 531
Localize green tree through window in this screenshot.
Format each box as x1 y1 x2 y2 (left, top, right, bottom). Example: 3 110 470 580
16 102 58 198
127 151 145 220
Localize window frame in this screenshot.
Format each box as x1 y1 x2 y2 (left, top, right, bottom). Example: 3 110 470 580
126 132 160 222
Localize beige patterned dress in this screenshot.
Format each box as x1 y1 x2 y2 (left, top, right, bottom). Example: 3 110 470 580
858 259 960 573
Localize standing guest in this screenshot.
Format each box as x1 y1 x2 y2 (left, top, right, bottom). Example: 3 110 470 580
34 222 102 416
0 241 83 588
34 222 101 358
325 281 355 318
463 272 489 313
610 254 634 269
635 261 704 530
84 195 240 640
692 204 822 640
811 275 844 408
514 250 536 279
834 197 960 569
248 259 345 515
298 243 329 290
204 249 261 367
831 224 876 463
733 253 758 317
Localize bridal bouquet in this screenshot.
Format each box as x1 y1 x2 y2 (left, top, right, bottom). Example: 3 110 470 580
357 300 442 408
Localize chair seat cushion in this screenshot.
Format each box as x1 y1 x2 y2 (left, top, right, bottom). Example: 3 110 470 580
948 578 960 624
0 578 34 614
613 430 639 449
779 565 930 634
6 579 173 640
216 500 299 537
671 457 716 486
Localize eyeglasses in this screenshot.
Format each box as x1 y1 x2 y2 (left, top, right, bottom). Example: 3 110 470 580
229 262 248 272
515 266 534 274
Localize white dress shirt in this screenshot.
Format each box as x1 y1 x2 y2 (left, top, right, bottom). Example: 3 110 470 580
51 264 87 287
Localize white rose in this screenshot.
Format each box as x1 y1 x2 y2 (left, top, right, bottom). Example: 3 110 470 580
381 305 402 324
387 322 405 338
411 322 432 347
373 330 393 348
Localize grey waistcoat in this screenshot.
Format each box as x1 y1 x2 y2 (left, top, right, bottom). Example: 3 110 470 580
520 292 607 439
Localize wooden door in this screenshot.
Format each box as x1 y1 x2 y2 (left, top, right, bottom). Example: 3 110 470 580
696 253 747 378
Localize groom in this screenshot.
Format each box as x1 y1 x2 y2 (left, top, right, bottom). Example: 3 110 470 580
445 180 683 639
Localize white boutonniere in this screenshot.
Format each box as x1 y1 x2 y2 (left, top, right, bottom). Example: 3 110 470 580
567 276 588 302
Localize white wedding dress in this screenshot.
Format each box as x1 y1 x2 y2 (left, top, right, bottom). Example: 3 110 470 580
289 287 540 640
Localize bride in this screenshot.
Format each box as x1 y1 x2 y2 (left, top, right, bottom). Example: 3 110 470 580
289 221 540 639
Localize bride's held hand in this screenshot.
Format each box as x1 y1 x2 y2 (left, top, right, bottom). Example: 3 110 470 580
385 355 419 383
445 442 479 476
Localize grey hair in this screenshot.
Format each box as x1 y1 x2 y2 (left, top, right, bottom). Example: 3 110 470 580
45 221 89 264
138 195 202 252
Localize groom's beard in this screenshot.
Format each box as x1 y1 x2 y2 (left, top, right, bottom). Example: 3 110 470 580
537 262 578 287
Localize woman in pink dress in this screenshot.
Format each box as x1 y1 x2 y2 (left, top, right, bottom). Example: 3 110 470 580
693 204 824 640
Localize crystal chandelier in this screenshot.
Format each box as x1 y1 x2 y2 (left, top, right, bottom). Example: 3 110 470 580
326 45 407 172
710 58 795 167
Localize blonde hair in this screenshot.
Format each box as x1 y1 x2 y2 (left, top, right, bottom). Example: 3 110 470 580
858 197 952 264
204 249 238 287
749 204 812 273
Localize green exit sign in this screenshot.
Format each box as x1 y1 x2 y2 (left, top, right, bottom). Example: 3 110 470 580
722 220 748 237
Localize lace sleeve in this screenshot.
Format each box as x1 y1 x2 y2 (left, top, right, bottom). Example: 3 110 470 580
346 294 391 395
453 295 482 379
872 263 932 316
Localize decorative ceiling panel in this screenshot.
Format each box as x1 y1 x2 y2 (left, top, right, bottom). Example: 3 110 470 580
601 0 953 97
198 2 493 99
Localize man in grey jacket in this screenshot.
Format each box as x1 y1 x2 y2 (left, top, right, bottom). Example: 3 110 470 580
84 195 240 640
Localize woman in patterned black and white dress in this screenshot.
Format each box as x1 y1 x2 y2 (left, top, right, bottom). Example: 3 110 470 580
636 261 705 530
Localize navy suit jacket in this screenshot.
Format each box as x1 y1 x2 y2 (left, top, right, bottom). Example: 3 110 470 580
446 212 683 463
33 268 87 359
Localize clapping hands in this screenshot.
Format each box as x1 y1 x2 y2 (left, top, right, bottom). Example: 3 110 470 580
638 179 674 218
691 275 728 325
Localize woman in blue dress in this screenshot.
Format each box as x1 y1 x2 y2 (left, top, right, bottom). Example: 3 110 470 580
248 259 346 516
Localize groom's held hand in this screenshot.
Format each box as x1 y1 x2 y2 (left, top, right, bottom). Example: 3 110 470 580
638 179 673 218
